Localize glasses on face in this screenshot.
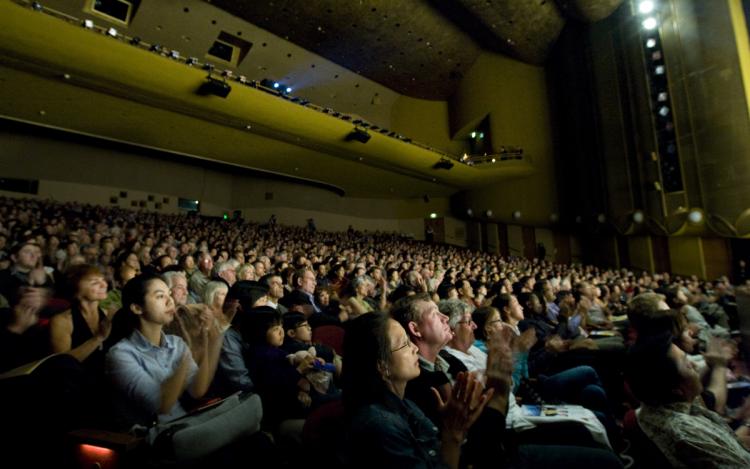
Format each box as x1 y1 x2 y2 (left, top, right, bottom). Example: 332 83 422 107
391 340 411 353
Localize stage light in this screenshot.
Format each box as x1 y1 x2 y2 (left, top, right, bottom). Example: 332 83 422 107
485 210 493 217
512 211 522 220
273 82 280 89
470 131 476 138
286 87 292 93
633 211 645 224
654 65 665 75
467 208 474 217
658 106 670 116
642 17 658 30
597 214 606 223
646 38 657 48
31 2 42 11
185 57 197 66
106 27 117 37
638 1 655 14
169 50 180 59
197 77 232 98
430 213 437 219
657 91 668 102
345 128 371 143
491 158 496 163
433 159 454 170
83 19 94 29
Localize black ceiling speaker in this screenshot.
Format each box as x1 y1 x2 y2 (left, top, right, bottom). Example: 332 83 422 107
197 77 231 98
346 128 371 143
432 159 454 170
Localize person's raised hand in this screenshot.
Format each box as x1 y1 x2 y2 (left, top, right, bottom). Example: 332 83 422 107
432 372 494 444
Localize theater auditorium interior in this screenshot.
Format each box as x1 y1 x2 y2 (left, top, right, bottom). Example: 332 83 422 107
3 0 750 467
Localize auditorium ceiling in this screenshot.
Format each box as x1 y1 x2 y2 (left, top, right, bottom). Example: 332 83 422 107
0 0 624 198
209 0 626 100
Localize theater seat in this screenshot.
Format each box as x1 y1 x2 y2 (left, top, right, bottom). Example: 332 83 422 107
312 325 345 356
302 399 347 468
622 409 671 468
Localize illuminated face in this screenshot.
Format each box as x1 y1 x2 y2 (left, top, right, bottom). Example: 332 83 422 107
77 274 108 302
414 300 452 347
386 319 420 383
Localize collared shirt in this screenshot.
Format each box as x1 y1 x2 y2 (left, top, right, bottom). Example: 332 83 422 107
349 391 447 469
214 328 253 395
106 329 198 428
442 345 487 373
637 400 750 468
301 290 322 313
546 302 560 322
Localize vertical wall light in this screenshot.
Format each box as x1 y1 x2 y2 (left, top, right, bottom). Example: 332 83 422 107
638 0 683 193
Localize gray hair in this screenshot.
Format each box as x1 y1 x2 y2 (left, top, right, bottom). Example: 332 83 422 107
203 280 228 306
438 299 474 329
352 275 374 289
162 270 186 289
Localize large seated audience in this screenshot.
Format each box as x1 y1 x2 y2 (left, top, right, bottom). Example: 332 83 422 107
1 195 750 468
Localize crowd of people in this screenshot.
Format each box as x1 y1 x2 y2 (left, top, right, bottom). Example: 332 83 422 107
1 195 749 468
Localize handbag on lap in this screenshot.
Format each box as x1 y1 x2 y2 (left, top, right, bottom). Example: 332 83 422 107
147 391 263 462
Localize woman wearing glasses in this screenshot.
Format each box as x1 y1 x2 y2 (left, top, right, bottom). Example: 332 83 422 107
342 312 509 469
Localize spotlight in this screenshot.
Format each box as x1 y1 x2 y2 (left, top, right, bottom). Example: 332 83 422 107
485 210 493 217
197 77 232 98
658 106 670 116
512 211 522 220
633 210 645 224
657 91 668 101
597 214 606 224
238 75 247 84
169 50 180 59
491 158 497 163
430 213 437 219
642 17 658 30
150 44 163 53
654 65 665 75
82 19 94 29
273 82 280 89
106 27 118 37
646 38 657 48
31 2 42 11
687 209 703 224
638 1 655 14
285 87 292 93
345 128 371 143
185 57 197 66
470 131 477 138
467 208 474 217
461 153 468 161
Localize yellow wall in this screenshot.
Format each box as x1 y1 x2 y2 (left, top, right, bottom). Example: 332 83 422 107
444 217 469 247
535 228 555 262
451 52 557 225
390 96 464 156
628 236 655 273
507 224 524 257
668 237 706 278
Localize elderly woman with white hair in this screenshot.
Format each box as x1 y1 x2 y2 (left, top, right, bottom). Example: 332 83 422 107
203 280 230 330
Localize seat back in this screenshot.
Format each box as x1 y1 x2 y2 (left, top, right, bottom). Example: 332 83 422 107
312 325 345 356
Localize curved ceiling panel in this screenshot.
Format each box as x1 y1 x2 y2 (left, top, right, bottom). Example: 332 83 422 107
209 0 482 100
555 0 628 23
